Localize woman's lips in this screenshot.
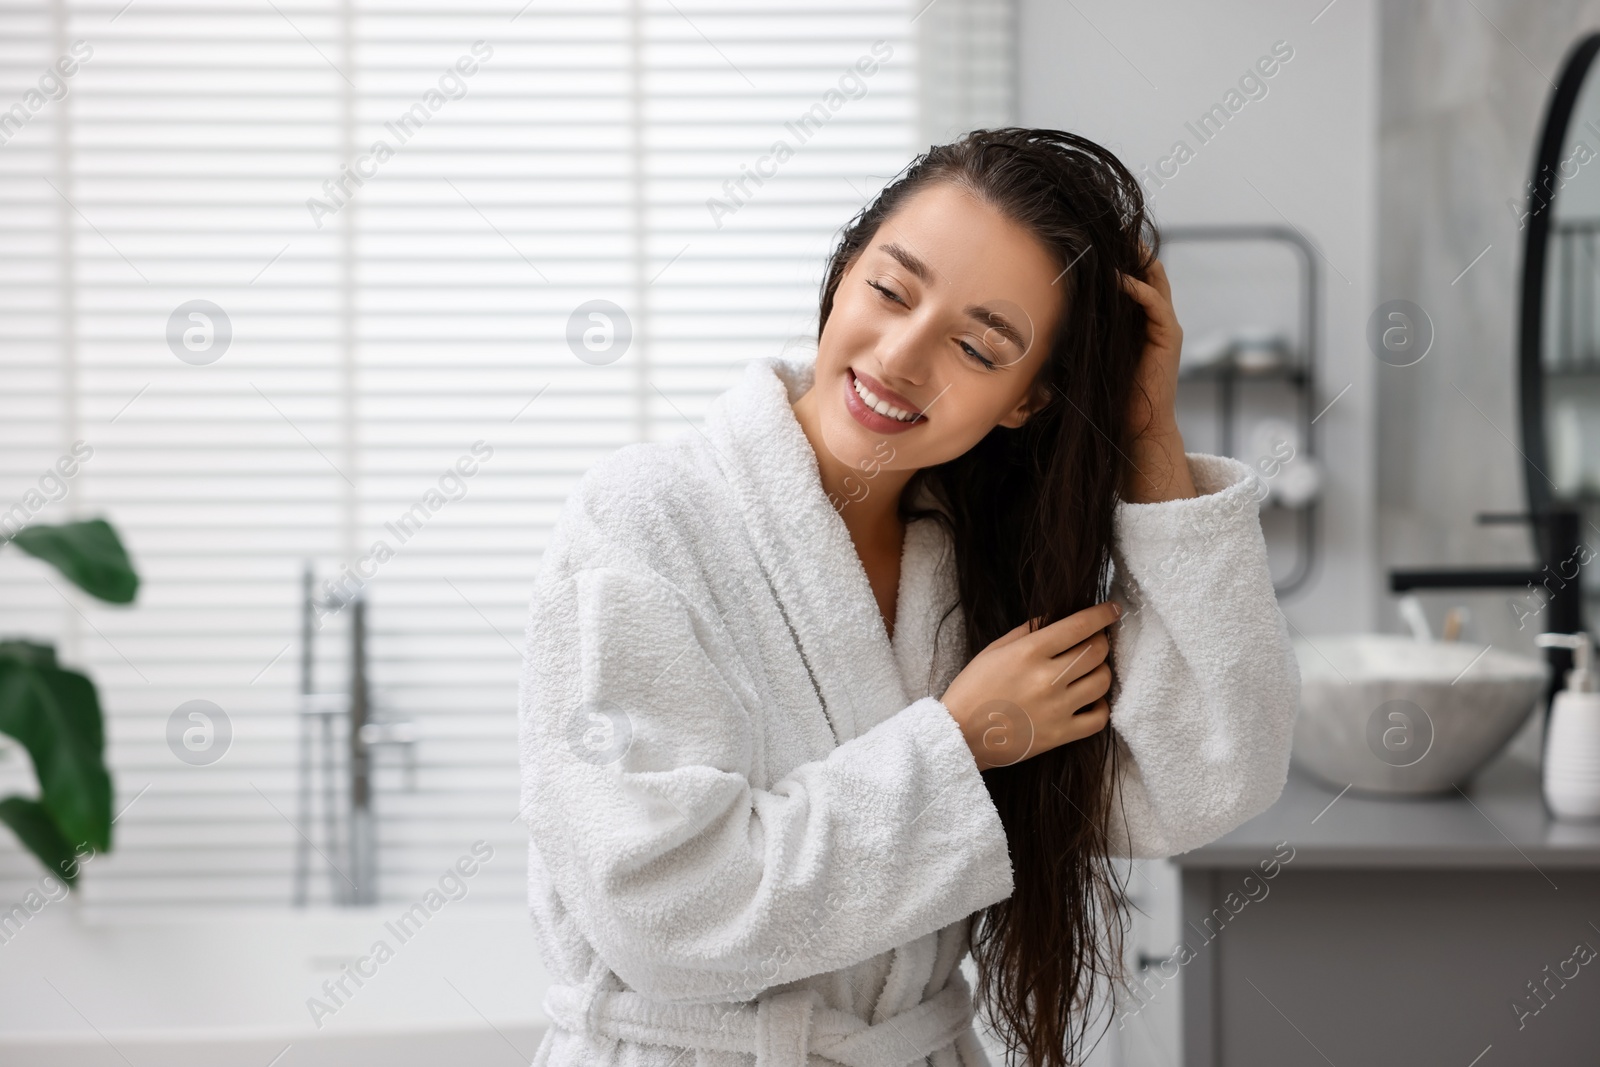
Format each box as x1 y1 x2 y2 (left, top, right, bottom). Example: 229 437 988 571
843 368 925 435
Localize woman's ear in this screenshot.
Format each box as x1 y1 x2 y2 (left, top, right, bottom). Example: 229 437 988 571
998 380 1052 428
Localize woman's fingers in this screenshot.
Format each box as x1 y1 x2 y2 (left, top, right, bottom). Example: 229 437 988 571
1034 662 1112 750
1121 250 1173 303
1072 698 1112 739
979 685 1108 767
1120 270 1179 331
994 616 1043 649
1045 632 1109 688
1145 256 1173 303
1059 662 1112 711
1030 601 1120 657
1046 696 1110 748
947 605 1118 768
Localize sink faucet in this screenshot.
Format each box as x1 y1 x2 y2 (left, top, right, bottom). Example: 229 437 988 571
1397 594 1433 641
1388 508 1583 714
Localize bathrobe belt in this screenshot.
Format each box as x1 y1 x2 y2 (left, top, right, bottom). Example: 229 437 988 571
541 969 977 1067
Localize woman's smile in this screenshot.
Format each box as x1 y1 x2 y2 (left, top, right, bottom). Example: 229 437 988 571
843 367 926 434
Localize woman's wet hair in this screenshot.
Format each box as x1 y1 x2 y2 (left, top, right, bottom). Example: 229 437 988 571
819 127 1158 1067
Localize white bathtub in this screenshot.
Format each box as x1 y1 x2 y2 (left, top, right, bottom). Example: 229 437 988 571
0 903 551 1066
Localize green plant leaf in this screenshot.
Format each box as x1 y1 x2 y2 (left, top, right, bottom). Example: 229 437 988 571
0 640 58 670
9 520 138 604
0 646 111 854
0 796 82 886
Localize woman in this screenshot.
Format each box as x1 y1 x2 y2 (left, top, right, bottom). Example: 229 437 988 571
518 127 1298 1067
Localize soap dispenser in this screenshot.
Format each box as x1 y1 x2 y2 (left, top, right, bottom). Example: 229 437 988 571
1534 632 1600 819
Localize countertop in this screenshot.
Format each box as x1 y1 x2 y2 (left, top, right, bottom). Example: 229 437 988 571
1172 752 1600 871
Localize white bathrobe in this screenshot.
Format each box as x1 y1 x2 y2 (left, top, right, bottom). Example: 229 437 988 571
517 355 1298 1067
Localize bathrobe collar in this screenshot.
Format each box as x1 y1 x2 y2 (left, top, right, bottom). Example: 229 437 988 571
702 356 915 744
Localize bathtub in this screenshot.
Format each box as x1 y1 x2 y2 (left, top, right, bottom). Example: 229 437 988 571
0 903 551 1066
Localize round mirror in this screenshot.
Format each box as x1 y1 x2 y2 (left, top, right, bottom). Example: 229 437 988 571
1522 33 1600 517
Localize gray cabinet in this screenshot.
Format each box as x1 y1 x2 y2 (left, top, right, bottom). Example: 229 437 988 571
1172 757 1600 1066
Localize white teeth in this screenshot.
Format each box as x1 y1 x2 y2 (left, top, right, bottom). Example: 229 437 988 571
852 373 918 422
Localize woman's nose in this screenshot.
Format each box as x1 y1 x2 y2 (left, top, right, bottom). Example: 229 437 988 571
874 314 935 387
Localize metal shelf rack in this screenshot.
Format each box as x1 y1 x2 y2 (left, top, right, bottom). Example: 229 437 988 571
1162 224 1320 597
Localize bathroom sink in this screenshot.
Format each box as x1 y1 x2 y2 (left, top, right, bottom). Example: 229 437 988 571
1292 634 1547 795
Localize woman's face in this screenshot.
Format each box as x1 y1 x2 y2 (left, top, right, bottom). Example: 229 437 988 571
811 181 1065 474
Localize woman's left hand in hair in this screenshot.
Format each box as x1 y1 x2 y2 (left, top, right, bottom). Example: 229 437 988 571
1119 257 1198 504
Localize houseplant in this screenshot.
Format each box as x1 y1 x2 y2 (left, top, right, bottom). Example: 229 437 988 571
0 519 137 885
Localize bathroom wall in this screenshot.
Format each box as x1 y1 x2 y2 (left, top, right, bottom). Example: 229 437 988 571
1377 0 1600 659
1017 5 1380 1064
1017 0 1381 636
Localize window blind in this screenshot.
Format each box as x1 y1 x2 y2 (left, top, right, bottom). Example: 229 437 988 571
0 0 992 909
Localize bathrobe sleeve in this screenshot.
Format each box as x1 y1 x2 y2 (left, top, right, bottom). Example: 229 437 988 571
519 557 1014 1002
1104 452 1299 859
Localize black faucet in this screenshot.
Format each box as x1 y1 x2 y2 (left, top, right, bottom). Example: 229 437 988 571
1388 508 1584 714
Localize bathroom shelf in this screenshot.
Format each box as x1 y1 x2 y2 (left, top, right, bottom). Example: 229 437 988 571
1163 224 1319 596
1177 361 1310 386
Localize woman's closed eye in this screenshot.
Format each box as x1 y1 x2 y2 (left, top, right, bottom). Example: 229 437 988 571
959 338 998 369
867 278 905 305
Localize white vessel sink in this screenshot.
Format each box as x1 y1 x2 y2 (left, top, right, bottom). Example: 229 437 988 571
1292 634 1547 795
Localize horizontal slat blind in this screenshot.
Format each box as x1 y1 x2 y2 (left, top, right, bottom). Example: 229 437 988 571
0 0 925 908
0 0 82 887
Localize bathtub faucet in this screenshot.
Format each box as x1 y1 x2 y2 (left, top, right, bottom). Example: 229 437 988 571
295 563 418 907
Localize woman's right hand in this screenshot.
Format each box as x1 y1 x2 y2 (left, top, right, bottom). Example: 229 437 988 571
939 601 1120 770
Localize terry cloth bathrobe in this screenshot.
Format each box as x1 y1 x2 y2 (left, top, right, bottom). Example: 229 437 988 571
517 355 1299 1067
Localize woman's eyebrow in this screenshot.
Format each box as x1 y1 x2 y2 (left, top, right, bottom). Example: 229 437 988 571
878 241 932 282
966 305 1027 348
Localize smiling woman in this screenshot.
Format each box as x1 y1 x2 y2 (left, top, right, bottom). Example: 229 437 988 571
518 127 1298 1067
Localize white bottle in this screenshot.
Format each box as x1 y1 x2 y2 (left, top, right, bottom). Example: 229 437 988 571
1535 632 1600 820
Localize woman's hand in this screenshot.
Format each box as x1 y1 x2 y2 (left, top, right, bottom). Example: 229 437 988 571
940 601 1121 771
1120 257 1197 504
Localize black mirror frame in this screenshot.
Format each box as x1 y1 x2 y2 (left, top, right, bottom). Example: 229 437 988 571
1518 32 1600 527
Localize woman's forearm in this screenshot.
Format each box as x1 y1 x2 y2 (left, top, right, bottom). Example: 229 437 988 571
1123 423 1199 504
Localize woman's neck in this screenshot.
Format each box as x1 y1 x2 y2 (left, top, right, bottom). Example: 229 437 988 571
790 387 914 552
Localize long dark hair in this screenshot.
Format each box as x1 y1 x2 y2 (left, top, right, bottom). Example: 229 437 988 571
817 128 1157 1066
